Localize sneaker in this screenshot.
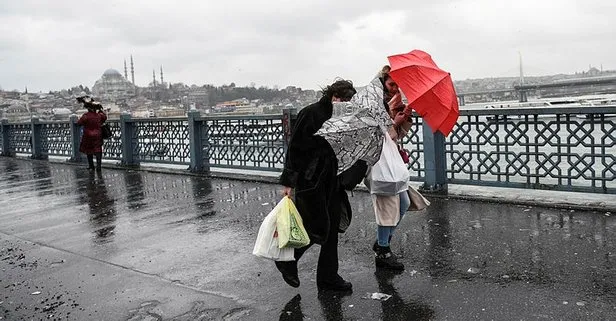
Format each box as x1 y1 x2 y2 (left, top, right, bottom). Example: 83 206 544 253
374 245 405 271
275 261 300 288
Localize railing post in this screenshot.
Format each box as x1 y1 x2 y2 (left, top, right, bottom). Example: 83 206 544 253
120 112 139 167
30 116 47 160
68 114 83 163
1 119 13 157
188 109 208 172
519 90 528 103
421 123 448 194
282 108 297 155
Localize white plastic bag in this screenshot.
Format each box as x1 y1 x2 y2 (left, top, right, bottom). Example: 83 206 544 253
365 131 410 196
252 199 295 261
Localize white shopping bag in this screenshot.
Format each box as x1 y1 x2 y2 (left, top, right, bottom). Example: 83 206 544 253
252 199 295 261
364 131 410 196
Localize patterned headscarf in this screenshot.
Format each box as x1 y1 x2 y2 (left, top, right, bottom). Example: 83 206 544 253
316 77 392 174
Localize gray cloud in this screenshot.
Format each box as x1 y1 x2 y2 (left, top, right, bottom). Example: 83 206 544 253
1 0 614 92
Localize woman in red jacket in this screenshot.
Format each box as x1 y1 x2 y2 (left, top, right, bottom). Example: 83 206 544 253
77 98 107 171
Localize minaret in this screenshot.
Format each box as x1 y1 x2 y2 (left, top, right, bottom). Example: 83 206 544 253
24 86 30 115
152 69 156 86
130 55 135 85
518 51 524 85
160 66 164 86
124 59 128 79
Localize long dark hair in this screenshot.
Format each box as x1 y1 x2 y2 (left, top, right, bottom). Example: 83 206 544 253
321 79 356 101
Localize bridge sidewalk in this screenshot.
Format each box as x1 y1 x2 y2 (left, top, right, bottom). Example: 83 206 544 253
1 158 615 320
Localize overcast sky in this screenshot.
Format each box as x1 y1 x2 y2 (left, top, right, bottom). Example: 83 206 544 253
1 0 614 92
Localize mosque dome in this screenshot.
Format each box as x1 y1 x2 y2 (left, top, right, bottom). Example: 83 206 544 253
93 68 135 100
102 69 123 77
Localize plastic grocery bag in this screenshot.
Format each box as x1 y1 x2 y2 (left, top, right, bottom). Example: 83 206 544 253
276 196 310 248
364 131 410 196
252 199 295 261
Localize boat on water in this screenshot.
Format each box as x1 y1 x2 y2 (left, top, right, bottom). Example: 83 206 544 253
572 96 616 119
485 101 553 121
485 95 616 122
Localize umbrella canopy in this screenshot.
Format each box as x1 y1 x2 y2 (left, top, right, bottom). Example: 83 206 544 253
316 77 392 174
387 50 459 136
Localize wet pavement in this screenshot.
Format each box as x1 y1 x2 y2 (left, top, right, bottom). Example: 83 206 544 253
1 158 615 320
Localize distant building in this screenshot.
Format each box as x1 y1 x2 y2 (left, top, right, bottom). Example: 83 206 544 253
587 67 601 76
1 91 21 99
187 88 209 109
92 69 135 101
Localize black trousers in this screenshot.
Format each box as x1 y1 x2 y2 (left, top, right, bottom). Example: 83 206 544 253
293 208 341 284
293 166 342 285
86 152 102 170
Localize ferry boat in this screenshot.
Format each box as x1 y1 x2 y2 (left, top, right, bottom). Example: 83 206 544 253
573 96 616 119
485 101 552 122
486 95 616 122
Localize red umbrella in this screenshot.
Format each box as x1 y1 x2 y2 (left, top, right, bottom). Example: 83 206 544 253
387 50 459 136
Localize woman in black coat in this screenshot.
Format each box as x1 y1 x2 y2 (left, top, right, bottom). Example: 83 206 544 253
277 79 356 292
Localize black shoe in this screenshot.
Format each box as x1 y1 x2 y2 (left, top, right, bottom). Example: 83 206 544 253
275 261 299 288
317 275 352 292
375 245 405 271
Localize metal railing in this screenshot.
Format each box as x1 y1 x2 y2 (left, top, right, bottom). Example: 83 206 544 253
1 106 615 194
441 106 616 193
40 122 72 157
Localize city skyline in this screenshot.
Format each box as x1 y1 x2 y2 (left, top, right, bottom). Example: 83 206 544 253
3 58 610 95
1 1 615 92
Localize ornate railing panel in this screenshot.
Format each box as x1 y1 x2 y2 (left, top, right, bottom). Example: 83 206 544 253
41 122 72 157
8 124 32 154
3 106 616 194
399 116 425 181
103 121 123 160
203 115 285 171
447 107 616 193
133 119 190 164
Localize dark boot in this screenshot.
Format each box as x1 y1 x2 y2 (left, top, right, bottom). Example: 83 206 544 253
95 152 102 172
317 274 352 292
275 261 300 288
372 235 393 252
374 245 405 271
86 154 95 170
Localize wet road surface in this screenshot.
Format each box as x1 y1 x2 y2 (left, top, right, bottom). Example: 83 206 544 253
1 158 615 320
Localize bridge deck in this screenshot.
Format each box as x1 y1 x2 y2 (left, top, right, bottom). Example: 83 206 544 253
1 158 615 320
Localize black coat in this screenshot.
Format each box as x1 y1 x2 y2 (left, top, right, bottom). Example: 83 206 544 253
280 97 352 244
